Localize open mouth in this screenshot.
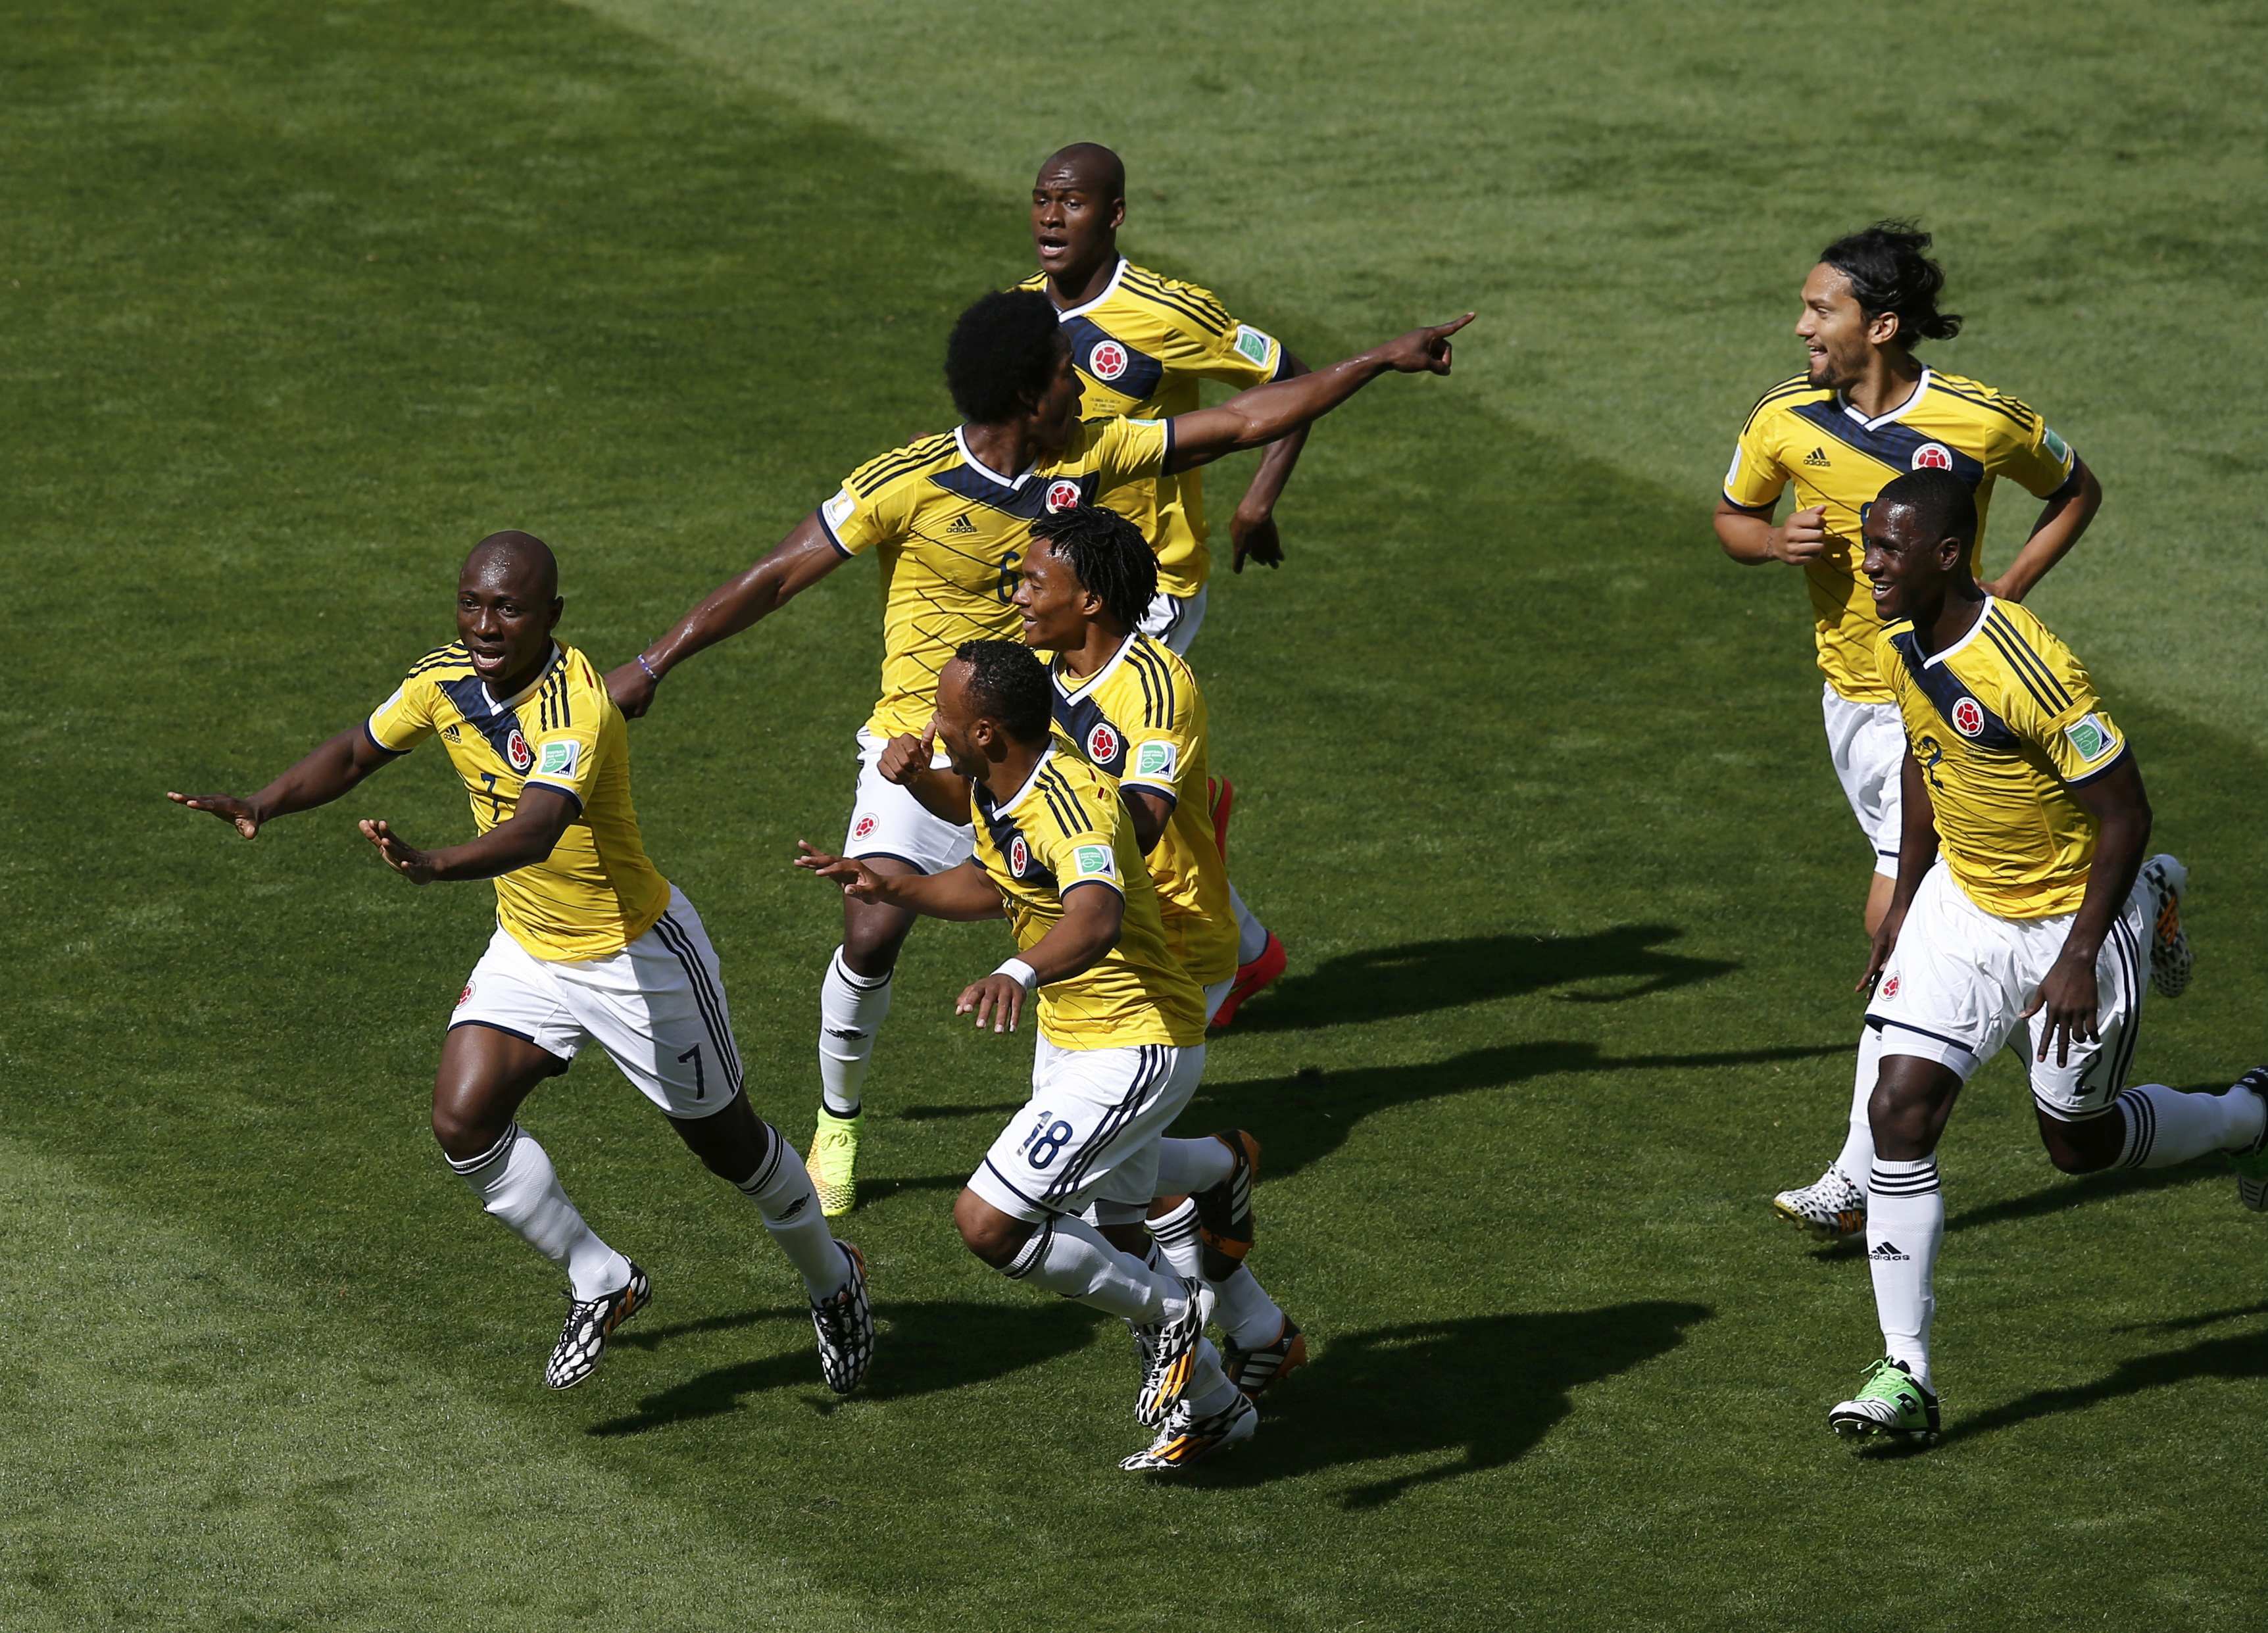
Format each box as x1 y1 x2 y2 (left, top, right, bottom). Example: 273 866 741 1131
469 646 508 676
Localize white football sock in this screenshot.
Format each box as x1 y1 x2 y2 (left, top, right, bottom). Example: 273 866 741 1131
818 946 891 1117
1005 1216 1179 1323
1147 1197 1285 1350
1181 1338 1240 1418
1214 1266 1287 1352
736 1125 851 1301
450 1124 629 1302
1227 881 1270 965
1865 1157 1942 1389
1154 1136 1236 1194
2114 1083 2267 1169
1832 1024 1885 1187
1147 1197 1204 1279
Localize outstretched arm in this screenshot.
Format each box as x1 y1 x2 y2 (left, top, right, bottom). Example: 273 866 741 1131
796 845 1005 921
359 786 580 885
1228 348 1310 572
1162 316 1472 476
606 512 847 717
168 725 397 839
1980 458 2102 603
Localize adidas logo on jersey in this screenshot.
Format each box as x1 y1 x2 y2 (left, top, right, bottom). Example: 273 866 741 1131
441 723 462 743
1803 447 1831 468
945 514 979 536
1869 1240 1910 1261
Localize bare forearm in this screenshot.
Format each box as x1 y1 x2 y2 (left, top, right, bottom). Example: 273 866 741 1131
1987 463 2102 602
872 866 1004 922
642 565 791 677
1236 353 1311 514
1890 758 1940 910
1019 892 1121 982
2063 804 2150 961
1713 508 1778 565
249 730 383 822
900 768 973 824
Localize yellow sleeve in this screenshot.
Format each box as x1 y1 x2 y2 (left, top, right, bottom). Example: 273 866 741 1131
1121 664 1202 809
2004 625 2127 785
1035 780 1125 897
817 472 914 558
1090 415 1171 487
1722 400 1791 510
1157 287 1283 387
365 671 437 755
522 715 606 813
1985 397 2079 499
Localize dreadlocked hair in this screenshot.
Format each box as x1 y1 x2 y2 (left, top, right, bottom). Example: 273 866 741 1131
1028 504 1158 635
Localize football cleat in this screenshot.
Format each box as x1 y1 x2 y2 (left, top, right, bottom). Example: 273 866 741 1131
2226 1067 2268 1212
1210 932 1286 1029
1133 1279 1214 1427
1771 1165 1866 1241
547 1262 651 1390
2142 854 2192 998
809 1241 874 1393
1829 1357 1940 1446
1193 1129 1261 1280
1222 1317 1308 1401
1208 776 1235 862
806 1107 861 1219
1120 1390 1258 1473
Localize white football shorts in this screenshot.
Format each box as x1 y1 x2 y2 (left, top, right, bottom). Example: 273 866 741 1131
843 727 975 875
450 884 745 1121
1823 683 1906 879
1865 862 2154 1122
1138 585 1207 658
968 1038 1206 1225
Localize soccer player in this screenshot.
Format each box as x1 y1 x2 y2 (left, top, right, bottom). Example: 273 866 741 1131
169 532 874 1394
1821 472 2258 1446
1022 141 1300 1022
1709 222 2141 1243
797 641 1259 1471
606 288 1469 1217
880 503 1306 1399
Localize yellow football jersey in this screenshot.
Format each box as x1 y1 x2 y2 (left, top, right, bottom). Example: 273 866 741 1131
1723 368 2079 704
820 418 1173 737
366 641 672 960
1877 598 2128 919
969 746 1207 1050
1049 633 1238 985
1016 258 1284 600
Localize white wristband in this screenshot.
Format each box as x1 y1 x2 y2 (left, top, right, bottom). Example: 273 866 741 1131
995 958 1039 992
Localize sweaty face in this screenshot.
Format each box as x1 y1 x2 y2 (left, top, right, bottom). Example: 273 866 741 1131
1859 502 1947 623
1796 264 1878 390
1031 162 1118 283
1014 542 1091 651
931 662 987 781
456 563 560 691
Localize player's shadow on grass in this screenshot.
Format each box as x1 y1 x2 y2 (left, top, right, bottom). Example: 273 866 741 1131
1193 1302 1712 1507
587 1299 1101 1436
1947 1311 2268 1446
1944 1161 2218 1237
895 1040 1844 1190
1226 926 1738 1033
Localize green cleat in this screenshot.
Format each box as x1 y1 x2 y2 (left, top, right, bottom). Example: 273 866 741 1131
806 1108 861 1219
2227 1067 2268 1212
1828 1357 1940 1447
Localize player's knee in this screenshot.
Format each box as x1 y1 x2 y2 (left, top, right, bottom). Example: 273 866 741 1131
430 1083 510 1163
952 1189 1027 1268
840 919 910 978
1867 1080 1938 1157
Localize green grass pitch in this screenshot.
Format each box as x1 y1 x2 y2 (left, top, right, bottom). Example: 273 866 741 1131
5 2 2265 1628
